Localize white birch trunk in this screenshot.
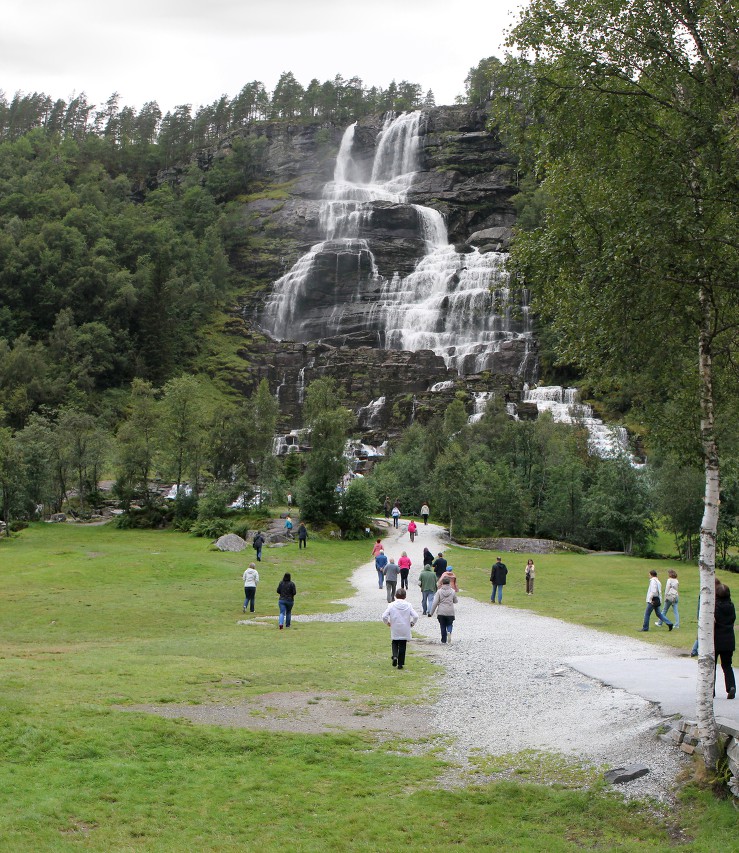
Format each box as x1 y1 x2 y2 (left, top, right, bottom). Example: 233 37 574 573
696 286 720 771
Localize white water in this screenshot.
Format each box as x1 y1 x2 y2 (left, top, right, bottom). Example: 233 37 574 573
522 386 631 459
261 111 533 376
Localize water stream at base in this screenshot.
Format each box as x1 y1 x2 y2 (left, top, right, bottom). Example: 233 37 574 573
261 111 534 376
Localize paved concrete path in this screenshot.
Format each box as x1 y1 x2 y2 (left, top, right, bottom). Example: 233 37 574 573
567 653 739 735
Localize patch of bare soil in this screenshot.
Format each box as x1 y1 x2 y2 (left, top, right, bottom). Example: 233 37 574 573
119 691 437 738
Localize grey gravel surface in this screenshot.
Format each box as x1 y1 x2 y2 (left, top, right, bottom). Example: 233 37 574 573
294 521 691 801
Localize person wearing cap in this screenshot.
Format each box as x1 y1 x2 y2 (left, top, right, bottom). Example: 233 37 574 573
382 588 418 670
429 576 458 644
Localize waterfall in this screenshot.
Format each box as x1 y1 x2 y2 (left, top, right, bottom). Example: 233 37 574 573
260 111 533 377
522 385 631 459
468 391 495 424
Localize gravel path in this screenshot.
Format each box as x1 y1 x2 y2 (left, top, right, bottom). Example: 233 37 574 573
295 521 690 801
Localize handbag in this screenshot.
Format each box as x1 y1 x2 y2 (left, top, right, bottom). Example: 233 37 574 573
651 595 661 607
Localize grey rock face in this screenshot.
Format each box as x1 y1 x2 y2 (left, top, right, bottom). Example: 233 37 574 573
214 534 247 552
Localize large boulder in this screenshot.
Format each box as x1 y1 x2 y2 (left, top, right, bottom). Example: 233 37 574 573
214 534 247 552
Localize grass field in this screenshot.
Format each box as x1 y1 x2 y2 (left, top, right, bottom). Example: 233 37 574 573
0 523 736 851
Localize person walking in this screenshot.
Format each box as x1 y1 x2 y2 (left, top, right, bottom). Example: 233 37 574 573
432 552 448 581
407 519 418 543
382 588 418 670
284 515 294 538
384 556 400 603
640 569 673 631
391 504 401 529
490 557 508 603
398 551 412 589
372 538 385 558
276 572 297 629
418 562 437 616
715 584 736 699
374 550 388 590
297 522 308 549
242 562 259 613
657 569 679 627
429 577 458 644
422 547 434 568
252 531 265 562
383 496 391 519
437 566 458 592
525 559 535 596
420 502 430 525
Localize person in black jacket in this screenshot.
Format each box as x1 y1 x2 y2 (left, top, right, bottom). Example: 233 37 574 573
252 531 265 562
715 584 736 699
432 553 448 580
297 522 308 549
277 572 297 629
490 557 508 603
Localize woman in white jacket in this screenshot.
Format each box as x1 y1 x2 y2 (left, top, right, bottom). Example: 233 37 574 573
382 588 418 670
429 577 458 644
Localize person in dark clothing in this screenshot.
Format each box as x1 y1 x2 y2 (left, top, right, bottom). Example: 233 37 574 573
383 496 391 519
422 547 434 568
252 532 265 562
297 522 308 549
715 584 736 699
490 557 508 603
374 550 388 590
432 553 448 580
276 572 297 629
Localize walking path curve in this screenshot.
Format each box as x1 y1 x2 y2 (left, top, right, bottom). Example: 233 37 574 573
296 519 737 801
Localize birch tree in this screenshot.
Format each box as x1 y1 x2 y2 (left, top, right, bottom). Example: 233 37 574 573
505 0 739 770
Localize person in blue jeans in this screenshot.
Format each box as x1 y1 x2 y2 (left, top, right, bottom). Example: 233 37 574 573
374 550 388 589
640 569 673 631
277 572 296 629
490 557 508 603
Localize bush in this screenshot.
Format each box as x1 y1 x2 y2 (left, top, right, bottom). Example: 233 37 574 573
190 518 231 539
115 507 169 529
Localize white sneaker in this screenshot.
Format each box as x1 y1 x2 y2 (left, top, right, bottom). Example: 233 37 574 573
655 621 663 627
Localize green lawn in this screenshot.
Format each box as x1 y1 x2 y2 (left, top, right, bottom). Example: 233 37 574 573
0 523 735 851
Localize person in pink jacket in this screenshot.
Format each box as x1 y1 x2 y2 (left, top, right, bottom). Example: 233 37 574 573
407 519 418 542
398 551 412 590
371 538 384 558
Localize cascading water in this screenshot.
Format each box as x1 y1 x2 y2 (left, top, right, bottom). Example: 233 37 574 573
260 111 534 376
522 386 632 460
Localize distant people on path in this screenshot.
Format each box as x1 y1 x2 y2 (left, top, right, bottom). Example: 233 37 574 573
432 553 448 580
640 569 673 631
418 563 437 616
252 531 265 562
374 550 388 590
383 496 391 519
407 519 417 542
437 566 458 592
422 547 434 568
287 492 293 507
657 569 678 627
384 556 400 603
420 502 430 525
490 557 508 603
391 504 401 529
276 572 296 629
398 551 412 589
297 522 308 549
525 559 535 596
382 588 418 670
284 515 293 538
429 577 458 644
242 562 259 613
372 538 385 558
715 584 736 699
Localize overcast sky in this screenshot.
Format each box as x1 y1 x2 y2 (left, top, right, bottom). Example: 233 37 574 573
2 0 527 114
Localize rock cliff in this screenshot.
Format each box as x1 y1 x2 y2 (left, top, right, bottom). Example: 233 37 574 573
219 106 531 437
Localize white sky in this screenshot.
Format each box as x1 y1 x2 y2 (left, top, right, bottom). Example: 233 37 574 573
1 0 527 114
